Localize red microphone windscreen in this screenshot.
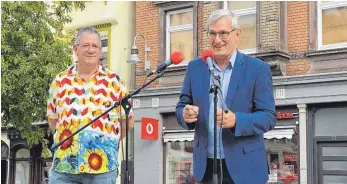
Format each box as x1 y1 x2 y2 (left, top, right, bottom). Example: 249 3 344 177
201 49 214 63
170 52 184 65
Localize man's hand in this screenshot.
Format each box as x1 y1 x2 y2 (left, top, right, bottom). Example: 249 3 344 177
183 105 199 123
216 109 236 128
121 115 134 140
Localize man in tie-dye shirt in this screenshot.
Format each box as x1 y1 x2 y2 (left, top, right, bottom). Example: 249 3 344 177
47 27 134 184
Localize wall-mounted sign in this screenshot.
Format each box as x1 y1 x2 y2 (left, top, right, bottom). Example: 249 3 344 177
141 117 158 140
276 112 298 119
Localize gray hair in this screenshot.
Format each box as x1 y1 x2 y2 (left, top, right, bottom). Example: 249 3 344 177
207 9 239 31
74 27 102 46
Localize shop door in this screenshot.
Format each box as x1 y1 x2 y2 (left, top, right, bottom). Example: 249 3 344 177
2 160 8 184
317 142 347 184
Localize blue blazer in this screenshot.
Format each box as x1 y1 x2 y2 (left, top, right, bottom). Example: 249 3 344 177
176 51 276 184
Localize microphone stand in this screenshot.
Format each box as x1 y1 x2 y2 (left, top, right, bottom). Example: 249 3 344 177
209 72 228 184
51 71 166 184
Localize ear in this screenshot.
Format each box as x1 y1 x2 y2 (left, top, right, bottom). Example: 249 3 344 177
73 45 78 55
236 29 242 38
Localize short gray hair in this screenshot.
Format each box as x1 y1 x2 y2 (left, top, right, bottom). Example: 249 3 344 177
74 27 102 46
207 9 239 31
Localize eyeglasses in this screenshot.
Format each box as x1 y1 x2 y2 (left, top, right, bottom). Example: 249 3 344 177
79 44 100 51
207 29 237 39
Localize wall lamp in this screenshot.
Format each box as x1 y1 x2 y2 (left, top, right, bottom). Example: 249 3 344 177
127 34 150 71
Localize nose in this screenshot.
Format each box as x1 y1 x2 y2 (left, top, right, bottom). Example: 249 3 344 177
213 34 222 43
86 46 95 53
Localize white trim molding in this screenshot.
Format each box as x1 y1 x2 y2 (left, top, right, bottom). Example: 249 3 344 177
317 1 347 50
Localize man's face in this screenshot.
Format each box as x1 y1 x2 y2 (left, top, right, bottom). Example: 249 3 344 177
74 32 102 66
208 16 240 59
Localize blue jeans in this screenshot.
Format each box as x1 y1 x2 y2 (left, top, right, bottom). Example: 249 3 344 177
49 169 118 184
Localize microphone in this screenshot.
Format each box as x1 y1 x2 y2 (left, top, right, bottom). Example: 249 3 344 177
201 49 215 73
201 49 229 113
147 52 184 77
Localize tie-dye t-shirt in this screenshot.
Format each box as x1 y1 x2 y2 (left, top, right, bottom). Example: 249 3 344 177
47 63 133 174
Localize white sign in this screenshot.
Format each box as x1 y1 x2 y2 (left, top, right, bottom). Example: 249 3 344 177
146 123 154 134
268 170 278 182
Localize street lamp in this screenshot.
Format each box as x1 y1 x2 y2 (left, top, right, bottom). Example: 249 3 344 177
127 34 150 70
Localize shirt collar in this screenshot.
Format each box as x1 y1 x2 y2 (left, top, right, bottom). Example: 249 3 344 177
67 63 107 76
213 49 237 71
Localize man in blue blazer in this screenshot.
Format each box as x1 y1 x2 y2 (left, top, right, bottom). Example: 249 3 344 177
176 9 276 184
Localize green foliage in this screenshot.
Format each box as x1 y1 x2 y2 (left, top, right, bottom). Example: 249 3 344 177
1 1 85 157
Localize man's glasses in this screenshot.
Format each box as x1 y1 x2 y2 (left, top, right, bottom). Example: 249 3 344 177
79 44 100 51
207 29 237 39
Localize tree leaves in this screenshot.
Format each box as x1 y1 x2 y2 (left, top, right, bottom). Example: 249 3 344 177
1 1 85 157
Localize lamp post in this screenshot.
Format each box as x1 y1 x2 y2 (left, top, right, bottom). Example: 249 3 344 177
127 34 150 71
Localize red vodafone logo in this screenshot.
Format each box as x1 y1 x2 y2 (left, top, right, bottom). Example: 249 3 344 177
141 117 158 140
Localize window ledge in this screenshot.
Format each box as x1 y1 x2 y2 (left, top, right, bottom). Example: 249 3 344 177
154 1 197 7
306 47 347 57
250 50 291 60
250 51 291 76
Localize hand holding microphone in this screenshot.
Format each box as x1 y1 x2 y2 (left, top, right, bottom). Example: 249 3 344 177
147 51 184 77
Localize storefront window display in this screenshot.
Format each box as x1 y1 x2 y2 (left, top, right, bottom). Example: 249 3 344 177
266 137 299 184
166 141 195 184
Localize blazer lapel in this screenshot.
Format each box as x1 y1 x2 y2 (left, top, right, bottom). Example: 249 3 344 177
225 51 245 109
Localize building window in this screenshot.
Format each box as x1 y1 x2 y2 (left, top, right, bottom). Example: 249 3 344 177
165 141 195 184
15 148 30 184
166 8 194 64
317 1 347 50
266 138 299 184
96 25 111 68
264 123 299 184
224 1 257 53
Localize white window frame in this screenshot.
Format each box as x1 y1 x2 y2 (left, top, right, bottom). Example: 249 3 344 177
224 1 257 54
166 8 194 66
317 1 347 50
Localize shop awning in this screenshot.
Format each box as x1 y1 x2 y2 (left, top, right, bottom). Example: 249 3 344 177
163 131 194 142
163 126 295 141
264 126 296 139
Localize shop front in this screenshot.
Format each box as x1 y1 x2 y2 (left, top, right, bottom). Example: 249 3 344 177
161 106 300 184
132 71 347 184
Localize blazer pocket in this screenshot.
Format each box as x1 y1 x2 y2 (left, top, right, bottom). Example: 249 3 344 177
243 140 265 154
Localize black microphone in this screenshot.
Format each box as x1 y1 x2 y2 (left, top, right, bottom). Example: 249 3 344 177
201 49 215 73
146 52 184 77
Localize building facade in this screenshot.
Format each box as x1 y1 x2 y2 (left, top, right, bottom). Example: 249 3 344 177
132 1 347 184
1 1 136 184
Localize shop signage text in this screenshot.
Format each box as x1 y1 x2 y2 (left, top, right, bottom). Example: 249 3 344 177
276 112 298 119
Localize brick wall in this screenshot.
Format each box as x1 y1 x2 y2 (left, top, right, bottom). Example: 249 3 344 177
260 2 280 51
286 1 310 75
197 3 215 56
135 1 314 82
135 2 159 88
288 1 309 52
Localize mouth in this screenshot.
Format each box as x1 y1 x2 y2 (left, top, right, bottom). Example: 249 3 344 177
214 46 224 50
